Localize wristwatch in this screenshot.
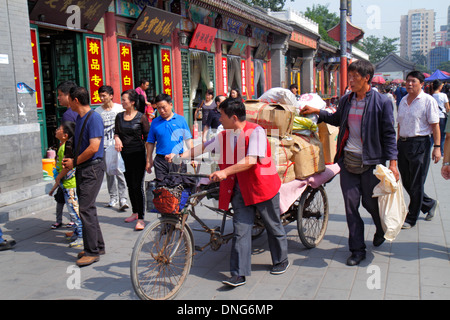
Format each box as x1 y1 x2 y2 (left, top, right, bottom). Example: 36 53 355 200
443 162 450 166
434 145 441 148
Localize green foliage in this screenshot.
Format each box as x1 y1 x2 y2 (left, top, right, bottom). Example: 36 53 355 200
239 0 289 12
303 4 340 47
361 35 399 64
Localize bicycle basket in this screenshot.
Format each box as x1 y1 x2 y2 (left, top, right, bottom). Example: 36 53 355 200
152 185 183 215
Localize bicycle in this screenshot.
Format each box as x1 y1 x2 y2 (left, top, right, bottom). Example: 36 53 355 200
130 165 339 300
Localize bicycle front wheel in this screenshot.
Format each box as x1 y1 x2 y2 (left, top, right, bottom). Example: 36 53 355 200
130 216 193 300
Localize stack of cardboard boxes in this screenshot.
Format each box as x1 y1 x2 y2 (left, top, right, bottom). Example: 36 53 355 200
245 100 334 183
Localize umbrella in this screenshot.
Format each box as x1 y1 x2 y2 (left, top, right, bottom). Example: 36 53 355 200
372 76 386 84
392 79 404 84
423 73 430 78
425 70 450 82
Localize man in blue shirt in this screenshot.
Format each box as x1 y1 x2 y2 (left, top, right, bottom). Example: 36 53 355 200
146 94 193 181
62 86 105 267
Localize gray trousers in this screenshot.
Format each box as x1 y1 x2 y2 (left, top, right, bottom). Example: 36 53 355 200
230 190 288 276
105 170 127 202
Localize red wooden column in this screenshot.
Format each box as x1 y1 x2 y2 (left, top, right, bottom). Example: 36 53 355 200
171 29 184 116
103 12 121 103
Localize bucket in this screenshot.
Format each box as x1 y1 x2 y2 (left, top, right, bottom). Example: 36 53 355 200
42 159 56 178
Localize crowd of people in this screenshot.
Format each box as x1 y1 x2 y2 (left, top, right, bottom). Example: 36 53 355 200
1 63 449 291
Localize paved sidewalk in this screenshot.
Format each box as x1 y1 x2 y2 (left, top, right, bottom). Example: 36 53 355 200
0 162 449 300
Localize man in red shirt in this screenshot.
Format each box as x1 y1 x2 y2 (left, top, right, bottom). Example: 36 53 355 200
171 98 289 287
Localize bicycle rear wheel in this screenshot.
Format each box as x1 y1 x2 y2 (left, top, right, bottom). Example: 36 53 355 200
130 216 193 300
297 186 329 249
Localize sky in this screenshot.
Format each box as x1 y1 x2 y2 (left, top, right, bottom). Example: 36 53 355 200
285 0 449 41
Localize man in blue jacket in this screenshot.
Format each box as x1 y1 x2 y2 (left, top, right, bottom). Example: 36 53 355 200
302 60 399 266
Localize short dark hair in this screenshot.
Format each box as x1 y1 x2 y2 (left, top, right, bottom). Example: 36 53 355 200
57 81 77 94
98 85 114 96
61 121 75 138
214 95 225 104
69 86 90 106
205 89 214 96
290 84 298 90
219 98 246 121
155 93 172 104
407 71 425 83
140 79 149 85
348 60 375 83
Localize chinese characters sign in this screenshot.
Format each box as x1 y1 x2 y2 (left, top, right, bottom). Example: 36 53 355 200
30 28 42 108
85 36 104 105
161 48 173 96
29 0 110 31
189 24 217 52
128 6 181 43
119 41 134 92
222 58 228 96
241 60 247 97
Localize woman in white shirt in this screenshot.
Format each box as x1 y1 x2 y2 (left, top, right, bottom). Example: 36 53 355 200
432 80 450 155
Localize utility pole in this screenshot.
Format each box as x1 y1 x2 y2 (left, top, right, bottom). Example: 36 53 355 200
340 0 348 96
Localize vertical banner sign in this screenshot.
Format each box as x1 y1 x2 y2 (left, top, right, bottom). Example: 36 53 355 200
86 36 104 105
30 28 42 108
241 60 247 97
119 41 134 92
263 63 267 92
161 48 173 96
222 57 228 95
250 61 255 98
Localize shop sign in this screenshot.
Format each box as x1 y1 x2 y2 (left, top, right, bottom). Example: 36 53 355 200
30 0 110 31
241 60 247 97
160 48 173 96
222 57 228 95
189 24 217 52
228 37 247 56
250 61 255 98
85 36 104 105
30 28 42 108
254 44 269 61
290 31 317 49
128 6 181 43
118 41 134 92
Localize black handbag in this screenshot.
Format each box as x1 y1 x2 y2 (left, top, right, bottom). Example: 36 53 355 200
54 187 65 204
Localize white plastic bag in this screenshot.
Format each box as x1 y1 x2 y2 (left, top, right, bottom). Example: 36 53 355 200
105 145 125 176
372 165 407 241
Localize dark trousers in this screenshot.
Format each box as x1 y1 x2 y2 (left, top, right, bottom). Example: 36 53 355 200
339 160 383 255
76 160 105 256
230 190 288 276
398 136 435 226
121 150 146 219
153 154 187 182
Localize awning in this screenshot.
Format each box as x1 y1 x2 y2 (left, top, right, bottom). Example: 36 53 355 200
128 6 181 43
29 0 110 31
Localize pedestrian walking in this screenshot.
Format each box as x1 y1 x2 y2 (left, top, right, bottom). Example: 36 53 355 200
114 89 149 231
62 86 105 267
96 85 129 211
302 60 399 266
397 71 441 227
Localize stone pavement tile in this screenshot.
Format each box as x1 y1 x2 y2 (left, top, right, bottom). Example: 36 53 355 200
320 267 357 291
281 274 323 300
314 287 350 300
421 285 450 300
385 272 420 299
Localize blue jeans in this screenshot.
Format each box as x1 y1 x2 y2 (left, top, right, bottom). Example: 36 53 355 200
0 227 4 242
61 185 82 238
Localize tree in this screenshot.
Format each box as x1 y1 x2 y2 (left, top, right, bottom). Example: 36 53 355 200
303 4 340 47
410 51 430 73
438 61 450 73
239 0 291 12
360 35 399 64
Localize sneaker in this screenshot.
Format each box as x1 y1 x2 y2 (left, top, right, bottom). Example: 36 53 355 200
69 238 83 248
222 275 246 287
270 260 290 275
106 199 118 208
119 199 129 211
0 240 16 251
125 213 138 223
402 222 413 229
425 200 439 221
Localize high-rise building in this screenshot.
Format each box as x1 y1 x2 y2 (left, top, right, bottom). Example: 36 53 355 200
400 8 436 60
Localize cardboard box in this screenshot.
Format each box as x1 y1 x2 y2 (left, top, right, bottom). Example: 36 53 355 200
290 133 325 180
244 100 296 137
268 136 295 184
318 123 339 164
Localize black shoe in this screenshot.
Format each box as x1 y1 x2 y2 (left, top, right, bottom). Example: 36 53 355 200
0 240 16 251
373 234 385 247
346 253 366 266
270 260 290 275
222 275 246 287
425 200 438 221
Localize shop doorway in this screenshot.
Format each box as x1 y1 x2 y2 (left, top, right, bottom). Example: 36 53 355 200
132 42 158 104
